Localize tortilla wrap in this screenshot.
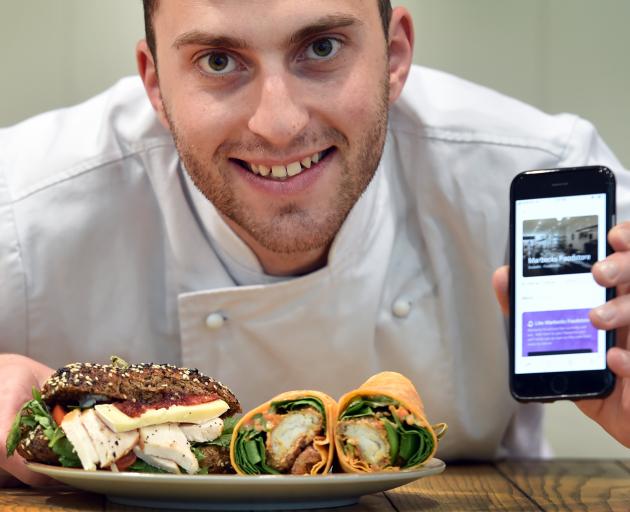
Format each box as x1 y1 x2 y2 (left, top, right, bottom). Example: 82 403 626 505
230 390 337 475
334 371 446 473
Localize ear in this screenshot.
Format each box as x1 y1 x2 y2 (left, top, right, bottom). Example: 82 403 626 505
136 39 170 129
387 7 414 105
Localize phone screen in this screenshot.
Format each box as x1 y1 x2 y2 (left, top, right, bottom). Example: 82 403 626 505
514 193 607 375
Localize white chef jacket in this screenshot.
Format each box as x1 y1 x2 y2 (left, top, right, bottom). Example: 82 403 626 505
1 65 628 460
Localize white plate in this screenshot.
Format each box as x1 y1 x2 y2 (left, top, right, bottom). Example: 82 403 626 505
28 458 445 510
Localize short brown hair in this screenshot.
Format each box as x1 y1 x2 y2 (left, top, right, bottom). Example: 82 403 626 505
142 1 392 62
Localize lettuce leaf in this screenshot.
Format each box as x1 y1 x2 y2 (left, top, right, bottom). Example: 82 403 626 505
339 395 396 420
5 387 80 467
233 426 280 475
126 459 169 473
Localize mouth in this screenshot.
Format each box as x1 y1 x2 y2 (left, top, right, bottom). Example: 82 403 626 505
231 147 335 180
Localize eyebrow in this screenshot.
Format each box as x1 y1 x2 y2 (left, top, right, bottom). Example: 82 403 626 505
173 32 248 50
172 14 362 51
287 14 363 46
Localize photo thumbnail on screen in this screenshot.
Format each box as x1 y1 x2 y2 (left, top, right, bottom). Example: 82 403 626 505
522 215 598 277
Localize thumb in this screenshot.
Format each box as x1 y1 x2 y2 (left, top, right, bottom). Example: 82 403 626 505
492 265 510 316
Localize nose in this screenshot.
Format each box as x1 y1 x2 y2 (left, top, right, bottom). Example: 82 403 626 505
247 73 309 147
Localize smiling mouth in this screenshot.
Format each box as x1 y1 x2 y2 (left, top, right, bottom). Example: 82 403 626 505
232 147 335 180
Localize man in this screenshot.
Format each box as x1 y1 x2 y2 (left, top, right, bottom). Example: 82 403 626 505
1 1 628 486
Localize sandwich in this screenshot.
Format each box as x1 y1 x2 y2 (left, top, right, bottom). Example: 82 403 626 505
334 371 446 472
6 358 241 474
230 390 336 475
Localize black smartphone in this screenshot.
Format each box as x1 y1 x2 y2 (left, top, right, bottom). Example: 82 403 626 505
509 165 616 401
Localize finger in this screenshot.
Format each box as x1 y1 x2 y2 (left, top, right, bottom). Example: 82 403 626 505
0 458 57 487
492 265 509 316
589 293 630 331
608 221 630 252
591 251 630 288
607 347 630 378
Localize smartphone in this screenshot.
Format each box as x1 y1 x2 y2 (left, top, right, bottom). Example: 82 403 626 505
509 165 616 401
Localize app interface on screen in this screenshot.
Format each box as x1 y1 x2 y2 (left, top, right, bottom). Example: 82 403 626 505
514 193 607 374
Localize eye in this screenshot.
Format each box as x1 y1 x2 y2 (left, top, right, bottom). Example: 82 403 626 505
303 37 342 60
197 51 238 75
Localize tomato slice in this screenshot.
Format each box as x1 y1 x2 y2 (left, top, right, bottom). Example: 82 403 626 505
114 451 137 472
52 404 67 426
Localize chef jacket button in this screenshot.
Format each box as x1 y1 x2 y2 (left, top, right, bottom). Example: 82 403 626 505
205 312 225 330
392 298 411 318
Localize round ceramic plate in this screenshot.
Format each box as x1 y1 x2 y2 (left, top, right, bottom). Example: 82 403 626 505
28 458 445 510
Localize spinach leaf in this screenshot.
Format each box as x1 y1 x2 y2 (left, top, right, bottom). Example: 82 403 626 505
339 396 396 420
233 427 280 475
126 459 169 473
385 411 434 468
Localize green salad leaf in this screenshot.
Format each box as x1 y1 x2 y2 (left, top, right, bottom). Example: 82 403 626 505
126 459 169 473
233 427 280 475
339 396 396 420
5 387 81 467
5 401 33 456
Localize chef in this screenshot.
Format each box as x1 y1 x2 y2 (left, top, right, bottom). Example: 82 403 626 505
1 0 629 486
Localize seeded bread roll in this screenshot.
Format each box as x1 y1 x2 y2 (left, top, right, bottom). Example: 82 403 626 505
42 362 240 413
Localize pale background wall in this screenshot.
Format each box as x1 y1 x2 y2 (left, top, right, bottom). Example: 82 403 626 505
1 1 628 458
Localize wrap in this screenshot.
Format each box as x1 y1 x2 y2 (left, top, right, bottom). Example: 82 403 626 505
334 371 446 473
230 390 337 475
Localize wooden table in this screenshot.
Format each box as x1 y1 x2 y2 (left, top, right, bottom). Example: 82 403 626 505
1 460 629 511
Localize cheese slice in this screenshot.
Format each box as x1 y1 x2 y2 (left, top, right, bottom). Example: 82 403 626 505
94 399 229 433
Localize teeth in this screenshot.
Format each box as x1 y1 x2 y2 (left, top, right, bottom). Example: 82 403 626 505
286 161 302 176
244 150 325 180
271 165 287 178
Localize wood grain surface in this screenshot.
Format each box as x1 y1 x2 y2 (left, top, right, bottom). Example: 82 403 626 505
1 460 629 511
387 463 538 511
496 459 630 511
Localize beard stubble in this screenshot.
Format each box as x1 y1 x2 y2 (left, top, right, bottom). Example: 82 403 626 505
165 78 390 256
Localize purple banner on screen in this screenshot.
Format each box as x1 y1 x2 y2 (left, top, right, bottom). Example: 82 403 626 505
522 308 597 357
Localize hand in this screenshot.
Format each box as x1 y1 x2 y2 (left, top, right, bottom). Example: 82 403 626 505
0 354 55 486
492 222 630 448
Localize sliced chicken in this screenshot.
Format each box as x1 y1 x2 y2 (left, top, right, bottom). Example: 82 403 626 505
180 418 223 443
139 423 199 474
133 445 181 474
60 409 99 471
338 418 390 469
267 408 323 472
80 409 138 467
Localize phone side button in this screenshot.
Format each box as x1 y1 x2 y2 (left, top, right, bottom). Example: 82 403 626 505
550 375 569 394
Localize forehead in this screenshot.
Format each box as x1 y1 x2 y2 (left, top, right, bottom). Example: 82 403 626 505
152 0 382 44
